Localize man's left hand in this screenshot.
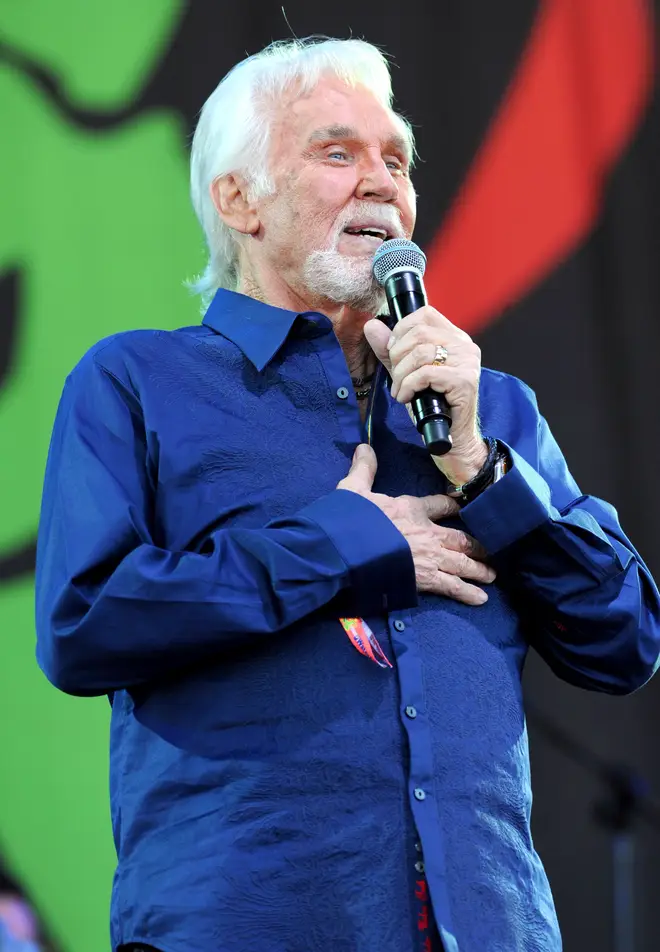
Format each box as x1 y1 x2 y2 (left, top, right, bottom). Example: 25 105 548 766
364 307 487 486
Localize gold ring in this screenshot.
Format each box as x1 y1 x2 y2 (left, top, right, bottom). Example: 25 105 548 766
431 345 448 366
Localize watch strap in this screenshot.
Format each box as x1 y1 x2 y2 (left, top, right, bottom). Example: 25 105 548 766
446 437 509 506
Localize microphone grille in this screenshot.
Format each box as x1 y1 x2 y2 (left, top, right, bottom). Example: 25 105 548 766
372 238 427 287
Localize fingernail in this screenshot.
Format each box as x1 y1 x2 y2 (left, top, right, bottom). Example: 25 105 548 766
477 591 488 604
387 335 396 350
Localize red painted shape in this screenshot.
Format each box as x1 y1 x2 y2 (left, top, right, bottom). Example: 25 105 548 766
424 0 654 334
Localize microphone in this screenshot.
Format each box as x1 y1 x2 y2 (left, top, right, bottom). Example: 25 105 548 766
372 239 452 456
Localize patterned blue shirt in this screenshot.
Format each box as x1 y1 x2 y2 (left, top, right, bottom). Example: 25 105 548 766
36 289 660 952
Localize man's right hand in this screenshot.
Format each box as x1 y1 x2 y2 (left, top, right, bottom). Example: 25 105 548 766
337 444 496 606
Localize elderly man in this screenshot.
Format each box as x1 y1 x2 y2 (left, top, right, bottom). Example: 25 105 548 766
36 37 660 952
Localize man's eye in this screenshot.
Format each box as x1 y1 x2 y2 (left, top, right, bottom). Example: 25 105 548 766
328 151 349 161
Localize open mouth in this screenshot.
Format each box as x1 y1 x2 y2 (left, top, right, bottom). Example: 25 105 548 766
343 226 390 242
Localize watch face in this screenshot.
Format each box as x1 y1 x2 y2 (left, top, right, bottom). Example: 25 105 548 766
493 453 510 479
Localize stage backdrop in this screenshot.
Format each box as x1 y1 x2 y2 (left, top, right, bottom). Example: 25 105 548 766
0 3 658 951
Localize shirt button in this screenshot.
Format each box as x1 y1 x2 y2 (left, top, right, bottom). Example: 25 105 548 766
336 387 349 399
415 841 422 852
415 860 425 873
393 619 406 631
414 787 426 801
405 706 417 719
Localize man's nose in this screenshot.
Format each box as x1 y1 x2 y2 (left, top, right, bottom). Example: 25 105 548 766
355 154 399 202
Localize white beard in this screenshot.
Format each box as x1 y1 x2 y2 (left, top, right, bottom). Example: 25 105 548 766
301 249 387 314
300 200 405 313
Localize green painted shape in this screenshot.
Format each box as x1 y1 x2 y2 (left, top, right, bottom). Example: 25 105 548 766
0 1 185 108
0 33 204 952
0 579 115 950
0 62 203 554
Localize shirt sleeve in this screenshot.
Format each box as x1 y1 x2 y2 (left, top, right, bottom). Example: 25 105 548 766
460 380 660 695
35 353 416 697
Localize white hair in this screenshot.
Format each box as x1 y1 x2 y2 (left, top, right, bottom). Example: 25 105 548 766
188 36 415 307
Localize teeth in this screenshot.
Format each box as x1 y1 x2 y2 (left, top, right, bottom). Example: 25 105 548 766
345 227 388 239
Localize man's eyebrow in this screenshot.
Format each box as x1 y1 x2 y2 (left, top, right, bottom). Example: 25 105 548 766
306 125 411 158
306 125 356 146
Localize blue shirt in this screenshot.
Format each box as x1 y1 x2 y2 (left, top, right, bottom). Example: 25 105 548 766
36 289 660 952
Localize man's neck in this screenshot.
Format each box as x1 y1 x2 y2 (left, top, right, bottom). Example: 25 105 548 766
339 325 376 382
239 270 376 379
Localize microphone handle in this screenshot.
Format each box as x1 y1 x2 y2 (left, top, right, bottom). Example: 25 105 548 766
384 272 453 457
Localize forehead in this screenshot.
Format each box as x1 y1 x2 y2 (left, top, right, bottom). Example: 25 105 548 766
270 76 410 159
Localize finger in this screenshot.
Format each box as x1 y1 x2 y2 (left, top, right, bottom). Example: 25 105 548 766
419 494 461 521
395 364 465 405
391 342 446 399
424 572 490 606
436 549 497 584
388 308 467 352
388 321 447 366
435 527 489 561
336 443 378 493
363 319 393 371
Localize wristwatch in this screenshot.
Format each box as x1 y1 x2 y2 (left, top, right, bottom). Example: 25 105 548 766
446 437 510 506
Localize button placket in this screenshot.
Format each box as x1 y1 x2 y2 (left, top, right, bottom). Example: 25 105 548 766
308 318 364 447
389 611 456 945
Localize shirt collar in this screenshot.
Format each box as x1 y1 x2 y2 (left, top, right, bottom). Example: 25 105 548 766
202 288 325 372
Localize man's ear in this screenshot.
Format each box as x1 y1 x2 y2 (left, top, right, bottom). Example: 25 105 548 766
210 174 260 236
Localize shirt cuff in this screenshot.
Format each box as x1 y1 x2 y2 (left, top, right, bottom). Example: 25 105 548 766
459 442 555 554
299 489 418 614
